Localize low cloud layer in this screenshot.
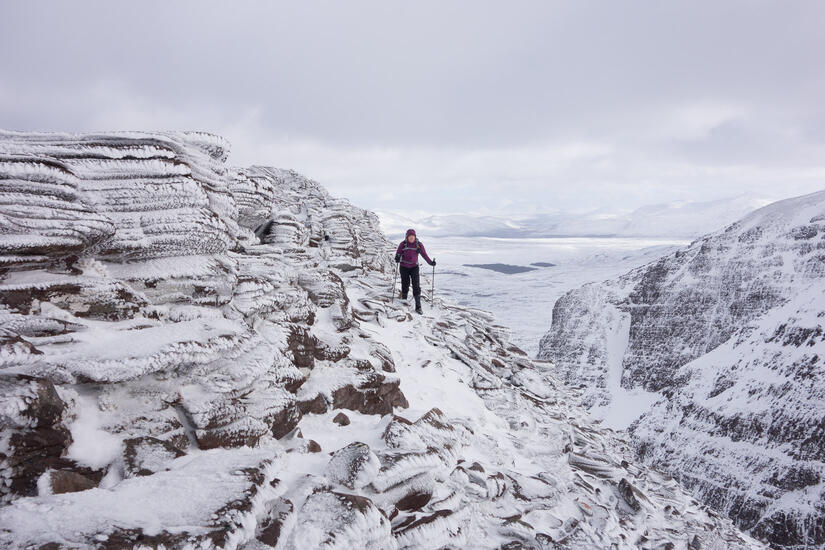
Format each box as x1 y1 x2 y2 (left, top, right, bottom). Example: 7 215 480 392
2 1 824 214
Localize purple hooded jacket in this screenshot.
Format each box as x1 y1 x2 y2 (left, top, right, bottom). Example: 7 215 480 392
395 228 433 268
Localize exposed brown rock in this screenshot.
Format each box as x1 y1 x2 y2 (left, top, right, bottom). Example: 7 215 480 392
270 404 302 440
1 375 72 501
0 281 147 321
287 325 350 369
333 412 351 426
332 373 408 416
47 469 99 494
395 490 431 511
298 393 329 415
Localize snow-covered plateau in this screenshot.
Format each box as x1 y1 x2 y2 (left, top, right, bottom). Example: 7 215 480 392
382 235 691 357
539 189 825 549
0 130 766 549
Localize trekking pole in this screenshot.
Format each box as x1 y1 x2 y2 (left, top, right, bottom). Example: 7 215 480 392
391 260 398 303
431 263 435 305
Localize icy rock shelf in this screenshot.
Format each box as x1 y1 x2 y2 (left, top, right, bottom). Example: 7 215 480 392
540 189 825 549
0 130 765 549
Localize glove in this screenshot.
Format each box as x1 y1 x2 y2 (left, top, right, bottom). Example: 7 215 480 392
394 253 401 263
431 258 436 266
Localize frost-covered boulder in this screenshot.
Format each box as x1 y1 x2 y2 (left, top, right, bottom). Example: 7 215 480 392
325 441 380 489
284 490 394 550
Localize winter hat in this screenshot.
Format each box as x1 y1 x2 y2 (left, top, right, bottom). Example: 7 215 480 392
406 228 416 237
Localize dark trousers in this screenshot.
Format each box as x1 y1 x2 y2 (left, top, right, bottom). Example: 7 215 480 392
399 265 421 307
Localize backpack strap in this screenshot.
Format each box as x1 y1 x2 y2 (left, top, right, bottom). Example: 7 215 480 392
400 239 420 252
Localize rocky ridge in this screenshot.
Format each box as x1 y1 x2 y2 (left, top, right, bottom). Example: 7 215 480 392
538 190 825 549
0 130 764 549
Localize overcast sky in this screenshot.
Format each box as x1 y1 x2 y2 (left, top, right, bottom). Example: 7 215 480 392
2 1 824 215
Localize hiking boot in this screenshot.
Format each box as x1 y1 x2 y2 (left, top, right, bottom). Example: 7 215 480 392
415 306 423 314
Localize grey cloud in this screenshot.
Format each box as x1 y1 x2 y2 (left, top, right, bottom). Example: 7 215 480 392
1 1 824 214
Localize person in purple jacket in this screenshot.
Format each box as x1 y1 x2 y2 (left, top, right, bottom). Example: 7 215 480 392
394 228 436 314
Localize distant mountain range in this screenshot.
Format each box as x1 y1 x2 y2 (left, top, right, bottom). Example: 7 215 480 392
377 194 772 239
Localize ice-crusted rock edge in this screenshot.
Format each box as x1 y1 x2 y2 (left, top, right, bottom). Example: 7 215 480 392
0 130 765 549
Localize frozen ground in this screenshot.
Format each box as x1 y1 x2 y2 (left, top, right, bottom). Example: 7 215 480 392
384 235 690 357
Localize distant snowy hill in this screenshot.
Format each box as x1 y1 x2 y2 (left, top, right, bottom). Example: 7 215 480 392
0 130 764 549
377 211 523 239
377 194 770 239
538 189 825 548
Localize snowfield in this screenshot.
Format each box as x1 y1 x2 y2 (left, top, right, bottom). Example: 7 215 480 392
389 234 689 357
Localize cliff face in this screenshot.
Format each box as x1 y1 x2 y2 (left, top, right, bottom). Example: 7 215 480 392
539 190 825 549
0 130 763 549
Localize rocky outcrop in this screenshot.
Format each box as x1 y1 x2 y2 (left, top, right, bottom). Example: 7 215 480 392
539 190 825 548
0 375 74 502
0 130 764 549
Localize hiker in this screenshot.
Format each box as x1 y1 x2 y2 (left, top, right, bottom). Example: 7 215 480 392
394 228 436 314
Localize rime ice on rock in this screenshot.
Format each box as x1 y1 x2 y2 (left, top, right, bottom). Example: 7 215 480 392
325 441 380 489
0 131 766 549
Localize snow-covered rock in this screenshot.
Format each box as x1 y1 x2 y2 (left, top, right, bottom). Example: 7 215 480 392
0 130 765 549
2 447 282 548
325 441 380 489
538 189 825 548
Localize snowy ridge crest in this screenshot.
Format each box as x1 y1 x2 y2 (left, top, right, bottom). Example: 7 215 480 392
0 131 763 549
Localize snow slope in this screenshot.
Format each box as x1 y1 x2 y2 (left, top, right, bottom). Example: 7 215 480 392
539 189 825 549
0 130 764 549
